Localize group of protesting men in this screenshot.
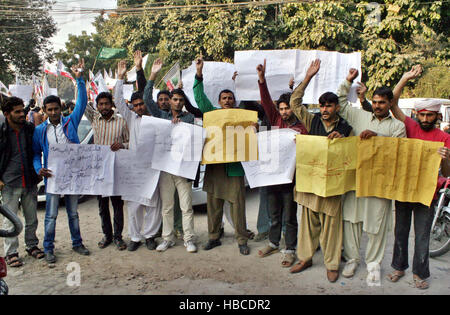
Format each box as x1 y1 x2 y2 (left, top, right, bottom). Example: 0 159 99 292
1 49 449 290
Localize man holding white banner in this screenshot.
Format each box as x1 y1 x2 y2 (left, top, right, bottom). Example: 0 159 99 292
84 91 129 251
116 60 162 252
32 59 90 264
255 59 307 268
144 58 198 253
193 56 250 255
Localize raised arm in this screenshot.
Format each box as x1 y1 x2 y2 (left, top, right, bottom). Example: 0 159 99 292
115 60 134 124
290 59 320 131
391 65 423 123
144 58 164 118
68 59 87 127
256 59 280 126
134 50 147 93
337 68 363 122
193 56 215 114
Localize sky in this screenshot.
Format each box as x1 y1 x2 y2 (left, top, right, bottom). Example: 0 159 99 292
50 0 117 52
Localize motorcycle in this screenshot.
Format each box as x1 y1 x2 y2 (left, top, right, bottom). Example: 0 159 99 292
0 204 23 295
430 177 450 257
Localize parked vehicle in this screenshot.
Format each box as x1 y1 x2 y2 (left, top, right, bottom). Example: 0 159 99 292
430 177 450 257
0 204 23 295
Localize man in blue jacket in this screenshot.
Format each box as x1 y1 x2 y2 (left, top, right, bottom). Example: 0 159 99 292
32 59 90 264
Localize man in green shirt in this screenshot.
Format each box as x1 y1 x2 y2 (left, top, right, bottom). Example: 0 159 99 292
193 56 250 255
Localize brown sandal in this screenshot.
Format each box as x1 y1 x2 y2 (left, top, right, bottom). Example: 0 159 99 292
258 245 279 257
26 246 45 259
413 276 429 290
387 270 405 283
5 254 23 268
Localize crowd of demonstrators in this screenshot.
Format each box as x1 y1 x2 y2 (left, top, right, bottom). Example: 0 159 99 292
1 51 449 291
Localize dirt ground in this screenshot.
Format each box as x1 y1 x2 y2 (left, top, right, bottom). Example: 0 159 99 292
2 188 450 295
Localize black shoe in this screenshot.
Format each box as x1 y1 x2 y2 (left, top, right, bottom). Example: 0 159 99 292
145 238 157 250
128 241 141 252
73 244 90 256
203 239 221 251
45 252 56 264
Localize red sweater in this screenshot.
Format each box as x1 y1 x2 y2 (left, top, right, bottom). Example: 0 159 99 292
258 80 308 134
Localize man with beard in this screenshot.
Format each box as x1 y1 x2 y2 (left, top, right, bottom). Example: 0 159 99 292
255 59 307 268
386 65 450 290
288 60 353 282
85 92 129 251
1 97 43 267
337 68 406 285
116 60 162 252
193 56 250 255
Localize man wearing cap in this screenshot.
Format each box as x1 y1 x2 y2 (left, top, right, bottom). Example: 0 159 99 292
386 65 450 290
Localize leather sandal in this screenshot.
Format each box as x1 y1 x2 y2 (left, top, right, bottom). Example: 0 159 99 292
327 270 339 283
387 270 405 283
289 260 312 273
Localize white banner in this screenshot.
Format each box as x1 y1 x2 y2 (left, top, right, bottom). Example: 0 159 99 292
182 61 236 108
47 144 115 195
138 116 206 180
8 85 33 104
234 49 361 104
242 128 298 188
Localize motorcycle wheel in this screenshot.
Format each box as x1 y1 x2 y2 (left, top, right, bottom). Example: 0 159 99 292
430 212 450 258
0 279 8 295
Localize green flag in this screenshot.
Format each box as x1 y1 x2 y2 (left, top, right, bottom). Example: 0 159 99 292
97 47 127 60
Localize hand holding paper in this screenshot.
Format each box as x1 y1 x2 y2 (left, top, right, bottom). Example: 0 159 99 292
256 59 266 83
347 68 359 83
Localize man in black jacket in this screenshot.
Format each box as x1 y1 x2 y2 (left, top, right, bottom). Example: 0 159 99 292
0 97 43 267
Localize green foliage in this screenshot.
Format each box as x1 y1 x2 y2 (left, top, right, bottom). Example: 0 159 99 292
0 0 56 84
57 0 448 98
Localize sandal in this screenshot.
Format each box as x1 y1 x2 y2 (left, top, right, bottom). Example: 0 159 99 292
98 237 112 249
413 275 429 290
258 245 279 258
5 254 23 268
114 238 127 251
281 252 296 267
239 244 250 255
387 270 405 283
26 246 45 259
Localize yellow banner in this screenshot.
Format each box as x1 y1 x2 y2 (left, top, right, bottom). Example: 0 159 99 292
201 109 258 164
356 137 442 206
296 135 358 197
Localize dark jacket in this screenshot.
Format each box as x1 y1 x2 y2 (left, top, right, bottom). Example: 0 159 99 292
0 120 41 187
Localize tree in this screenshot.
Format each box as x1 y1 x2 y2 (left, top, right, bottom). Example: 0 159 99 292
0 0 56 84
54 31 117 76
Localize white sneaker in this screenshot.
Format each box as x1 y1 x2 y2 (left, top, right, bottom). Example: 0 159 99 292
184 241 197 253
342 259 359 278
156 240 175 252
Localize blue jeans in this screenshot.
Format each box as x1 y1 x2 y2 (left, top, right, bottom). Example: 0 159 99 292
44 193 83 253
257 187 271 234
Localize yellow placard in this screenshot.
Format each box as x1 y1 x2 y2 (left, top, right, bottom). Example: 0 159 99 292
201 109 258 164
356 137 442 206
296 135 358 197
